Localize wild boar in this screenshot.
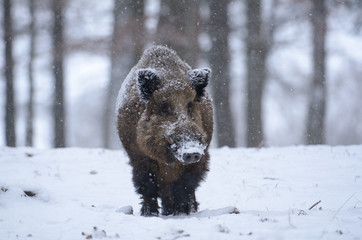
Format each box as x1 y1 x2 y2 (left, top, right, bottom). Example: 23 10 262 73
116 46 213 216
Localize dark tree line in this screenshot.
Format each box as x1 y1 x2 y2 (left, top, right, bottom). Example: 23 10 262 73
3 0 16 147
26 0 36 147
246 0 265 148
208 0 235 148
103 0 145 149
52 0 66 148
2 0 355 148
306 0 327 145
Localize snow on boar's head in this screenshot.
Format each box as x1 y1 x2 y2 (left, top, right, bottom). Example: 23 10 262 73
135 58 211 165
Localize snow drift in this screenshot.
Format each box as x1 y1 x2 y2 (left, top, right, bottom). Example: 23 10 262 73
0 145 361 239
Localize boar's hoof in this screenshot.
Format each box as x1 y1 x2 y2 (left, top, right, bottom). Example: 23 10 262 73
183 153 201 164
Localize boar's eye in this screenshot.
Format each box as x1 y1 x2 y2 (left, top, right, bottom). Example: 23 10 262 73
160 101 172 116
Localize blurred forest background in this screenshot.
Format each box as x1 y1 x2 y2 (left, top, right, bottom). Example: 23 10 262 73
1 0 362 149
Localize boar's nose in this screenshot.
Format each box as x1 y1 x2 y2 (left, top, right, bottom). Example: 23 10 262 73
183 153 201 164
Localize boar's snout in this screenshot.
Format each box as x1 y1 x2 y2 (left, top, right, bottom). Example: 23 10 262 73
166 130 206 165
183 152 202 164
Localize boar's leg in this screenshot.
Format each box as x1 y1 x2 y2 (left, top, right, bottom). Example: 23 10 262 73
131 157 159 216
172 174 200 215
159 184 175 216
160 166 204 215
160 181 195 216
172 162 209 215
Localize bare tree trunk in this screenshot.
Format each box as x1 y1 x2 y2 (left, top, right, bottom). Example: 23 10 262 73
52 0 66 148
208 0 236 147
306 0 327 145
3 0 16 147
246 0 266 148
103 0 145 148
132 0 146 65
26 0 36 147
156 0 200 66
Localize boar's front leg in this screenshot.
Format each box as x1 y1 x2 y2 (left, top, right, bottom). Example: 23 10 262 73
160 171 201 215
159 179 195 215
172 163 208 215
131 157 159 216
172 176 199 215
159 184 175 216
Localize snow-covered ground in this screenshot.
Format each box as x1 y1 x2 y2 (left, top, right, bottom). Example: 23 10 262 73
0 145 361 240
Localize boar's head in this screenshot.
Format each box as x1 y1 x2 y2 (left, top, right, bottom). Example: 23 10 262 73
136 67 211 165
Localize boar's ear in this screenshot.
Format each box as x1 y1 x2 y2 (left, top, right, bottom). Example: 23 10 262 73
188 67 211 97
137 69 161 103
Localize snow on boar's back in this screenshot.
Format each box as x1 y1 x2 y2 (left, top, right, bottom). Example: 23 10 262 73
116 46 213 216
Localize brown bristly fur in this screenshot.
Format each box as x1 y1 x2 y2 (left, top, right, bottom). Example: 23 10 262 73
117 45 213 216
